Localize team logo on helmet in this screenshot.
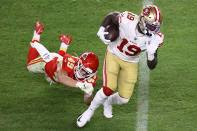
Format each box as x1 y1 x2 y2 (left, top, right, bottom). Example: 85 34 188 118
143 8 150 16
139 4 162 35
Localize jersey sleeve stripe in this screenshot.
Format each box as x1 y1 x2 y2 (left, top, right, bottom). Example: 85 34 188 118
27 58 45 66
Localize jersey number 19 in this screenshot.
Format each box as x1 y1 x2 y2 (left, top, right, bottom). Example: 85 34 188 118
117 39 141 56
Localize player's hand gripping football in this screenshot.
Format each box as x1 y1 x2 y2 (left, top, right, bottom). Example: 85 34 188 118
76 81 94 97
97 26 111 44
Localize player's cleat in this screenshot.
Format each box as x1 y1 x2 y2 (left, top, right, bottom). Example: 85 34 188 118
76 108 94 128
35 21 44 35
103 100 113 118
59 34 72 45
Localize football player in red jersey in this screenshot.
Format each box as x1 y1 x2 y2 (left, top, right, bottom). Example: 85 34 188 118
77 4 164 127
27 22 99 105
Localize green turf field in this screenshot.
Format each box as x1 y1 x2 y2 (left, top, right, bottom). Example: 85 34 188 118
0 0 197 130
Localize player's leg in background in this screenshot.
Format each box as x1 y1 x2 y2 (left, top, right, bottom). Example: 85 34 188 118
76 51 120 127
103 60 138 118
57 34 72 57
26 22 45 73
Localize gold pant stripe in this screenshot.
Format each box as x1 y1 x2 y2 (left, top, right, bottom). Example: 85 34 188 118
27 58 45 66
103 51 108 87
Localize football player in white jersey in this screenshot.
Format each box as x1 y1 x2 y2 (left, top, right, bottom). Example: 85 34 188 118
76 4 164 127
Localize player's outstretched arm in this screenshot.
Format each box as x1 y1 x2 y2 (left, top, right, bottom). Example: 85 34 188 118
56 63 94 96
58 34 72 57
56 62 79 87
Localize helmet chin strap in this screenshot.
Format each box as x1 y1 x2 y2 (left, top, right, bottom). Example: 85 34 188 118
146 30 152 36
139 24 152 36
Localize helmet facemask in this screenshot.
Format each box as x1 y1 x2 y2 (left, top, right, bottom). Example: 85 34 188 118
74 59 96 80
140 17 161 35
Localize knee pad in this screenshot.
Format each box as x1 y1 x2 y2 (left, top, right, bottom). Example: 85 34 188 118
103 86 114 96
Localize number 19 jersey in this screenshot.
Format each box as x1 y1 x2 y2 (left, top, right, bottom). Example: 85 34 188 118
107 11 164 63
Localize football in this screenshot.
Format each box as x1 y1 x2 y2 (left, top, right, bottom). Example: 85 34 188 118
104 25 119 41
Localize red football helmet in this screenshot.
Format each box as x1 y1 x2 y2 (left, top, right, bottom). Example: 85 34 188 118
74 52 99 80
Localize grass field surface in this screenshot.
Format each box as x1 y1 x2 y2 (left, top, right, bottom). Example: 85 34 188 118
0 0 197 130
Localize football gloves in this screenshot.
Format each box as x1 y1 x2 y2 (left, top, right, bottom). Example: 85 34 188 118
76 81 94 97
146 37 159 61
146 34 164 61
97 26 111 45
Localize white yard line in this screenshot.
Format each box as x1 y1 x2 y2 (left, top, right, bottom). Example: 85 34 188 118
136 1 154 130
142 0 154 6
136 52 150 131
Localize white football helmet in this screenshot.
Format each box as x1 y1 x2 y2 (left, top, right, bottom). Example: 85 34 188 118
139 5 163 36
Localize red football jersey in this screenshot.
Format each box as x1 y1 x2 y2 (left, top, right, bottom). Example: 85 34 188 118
44 51 97 87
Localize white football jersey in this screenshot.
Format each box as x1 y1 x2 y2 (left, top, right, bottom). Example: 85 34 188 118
107 11 164 63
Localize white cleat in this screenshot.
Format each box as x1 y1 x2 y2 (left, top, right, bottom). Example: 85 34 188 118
103 100 113 118
76 108 94 128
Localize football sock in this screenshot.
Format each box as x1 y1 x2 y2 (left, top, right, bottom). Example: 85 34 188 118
105 92 129 105
60 43 69 52
89 88 108 111
32 31 40 42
